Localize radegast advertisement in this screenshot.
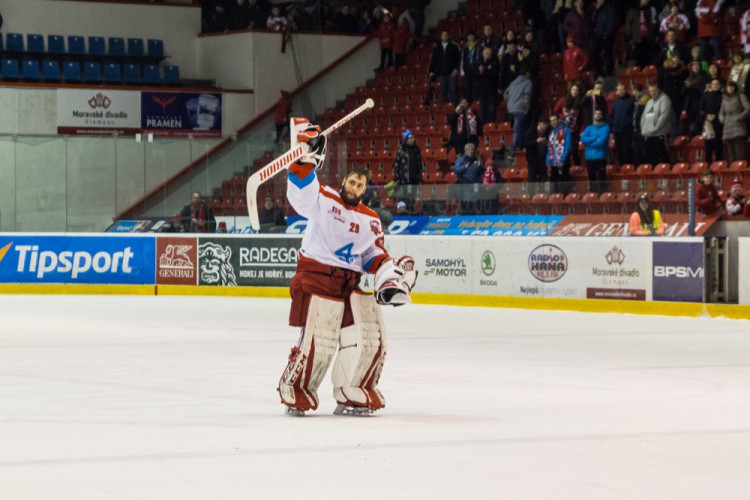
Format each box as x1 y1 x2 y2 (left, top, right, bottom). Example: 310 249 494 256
197 236 301 287
142 92 222 138
652 240 705 302
0 235 155 284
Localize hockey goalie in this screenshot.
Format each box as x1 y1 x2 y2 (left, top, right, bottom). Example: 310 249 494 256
277 117 417 417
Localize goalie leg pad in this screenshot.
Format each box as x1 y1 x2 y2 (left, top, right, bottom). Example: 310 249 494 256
279 294 344 411
331 293 387 410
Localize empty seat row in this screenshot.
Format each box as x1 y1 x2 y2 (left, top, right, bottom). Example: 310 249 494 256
0 59 180 85
0 33 164 59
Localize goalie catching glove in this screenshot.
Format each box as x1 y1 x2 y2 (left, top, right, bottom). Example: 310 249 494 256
291 118 327 170
374 255 417 306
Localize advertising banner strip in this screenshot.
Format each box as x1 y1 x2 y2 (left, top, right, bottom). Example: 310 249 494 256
57 89 141 136
549 214 719 237
418 215 564 236
141 91 222 138
0 235 155 285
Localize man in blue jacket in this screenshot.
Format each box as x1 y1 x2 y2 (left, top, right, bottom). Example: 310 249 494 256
452 142 483 184
609 82 635 165
580 108 611 194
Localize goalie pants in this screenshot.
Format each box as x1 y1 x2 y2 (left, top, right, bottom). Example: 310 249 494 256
288 258 362 328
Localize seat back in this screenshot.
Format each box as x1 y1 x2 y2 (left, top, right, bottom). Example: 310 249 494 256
163 65 180 85
123 63 141 83
42 60 61 80
147 39 164 58
88 36 105 55
6 33 24 52
127 38 144 57
27 34 45 53
68 36 85 54
83 62 102 82
63 61 82 81
21 59 40 80
143 64 161 85
2 58 20 79
47 35 65 54
108 37 125 56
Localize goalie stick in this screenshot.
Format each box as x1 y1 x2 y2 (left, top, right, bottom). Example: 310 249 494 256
246 98 375 232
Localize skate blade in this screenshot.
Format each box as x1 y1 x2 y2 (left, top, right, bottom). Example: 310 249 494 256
333 403 373 417
285 407 306 417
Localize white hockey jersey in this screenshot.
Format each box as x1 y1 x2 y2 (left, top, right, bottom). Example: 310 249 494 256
287 165 388 274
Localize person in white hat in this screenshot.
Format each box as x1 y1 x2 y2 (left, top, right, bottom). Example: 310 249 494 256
725 179 749 216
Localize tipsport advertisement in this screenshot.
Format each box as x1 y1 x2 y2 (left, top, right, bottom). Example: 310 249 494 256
0 236 155 284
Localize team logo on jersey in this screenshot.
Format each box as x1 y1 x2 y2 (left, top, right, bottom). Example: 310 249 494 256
198 242 237 286
328 205 345 223
369 220 382 236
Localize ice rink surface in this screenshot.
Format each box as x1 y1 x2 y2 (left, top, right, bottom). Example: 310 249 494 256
1 294 749 499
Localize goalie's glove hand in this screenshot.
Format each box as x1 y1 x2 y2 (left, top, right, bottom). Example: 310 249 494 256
374 255 417 306
297 125 327 170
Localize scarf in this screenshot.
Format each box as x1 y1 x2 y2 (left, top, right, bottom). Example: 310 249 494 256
192 202 206 232
457 110 478 137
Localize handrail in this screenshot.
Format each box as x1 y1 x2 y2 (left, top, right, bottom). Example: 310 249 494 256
117 33 375 219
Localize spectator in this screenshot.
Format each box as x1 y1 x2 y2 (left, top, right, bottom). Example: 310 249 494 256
375 12 395 71
742 7 750 55
699 78 724 163
660 54 687 139
582 77 608 128
517 44 540 84
267 5 288 31
393 128 424 187
498 40 520 91
659 1 690 42
357 10 375 33
452 142 483 184
554 83 584 165
404 0 428 39
580 108 610 193
461 30 481 101
719 80 750 163
479 23 501 56
393 17 418 69
368 197 393 231
610 82 635 165
504 70 533 159
217 221 228 233
683 61 709 136
204 1 229 33
563 0 588 50
274 90 292 145
332 4 357 33
695 0 724 62
246 0 268 29
657 29 688 70
428 30 461 104
180 191 216 233
552 0 571 53
626 0 658 68
396 200 409 215
725 179 750 216
633 83 650 164
629 193 665 235
227 0 251 30
592 0 615 77
728 51 750 97
695 169 722 215
707 62 725 87
563 36 589 84
524 117 551 190
259 196 287 232
481 160 499 184
446 98 481 157
497 29 518 57
475 45 500 124
640 81 672 165
547 113 573 194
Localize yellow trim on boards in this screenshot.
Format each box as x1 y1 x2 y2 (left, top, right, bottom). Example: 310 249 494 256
0 285 749 320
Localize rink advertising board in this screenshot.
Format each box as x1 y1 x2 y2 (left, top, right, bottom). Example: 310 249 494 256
196 236 301 287
57 89 141 136
652 241 705 302
141 92 222 138
387 216 430 235
0 235 155 284
740 238 750 305
418 215 563 236
549 214 719 237
156 237 198 285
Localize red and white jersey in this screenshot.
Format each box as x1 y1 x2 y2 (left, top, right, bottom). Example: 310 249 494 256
660 13 690 35
742 10 750 52
287 164 388 274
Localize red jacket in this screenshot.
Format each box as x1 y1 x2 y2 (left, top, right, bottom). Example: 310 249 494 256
695 0 723 38
393 22 412 55
695 181 722 214
563 46 588 83
377 20 395 49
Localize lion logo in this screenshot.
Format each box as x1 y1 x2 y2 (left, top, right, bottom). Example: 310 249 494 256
198 242 237 286
160 244 193 269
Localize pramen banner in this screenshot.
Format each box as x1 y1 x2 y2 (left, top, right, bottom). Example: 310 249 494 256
141 92 222 138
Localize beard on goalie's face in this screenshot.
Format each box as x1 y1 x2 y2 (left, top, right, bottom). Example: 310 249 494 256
340 173 367 206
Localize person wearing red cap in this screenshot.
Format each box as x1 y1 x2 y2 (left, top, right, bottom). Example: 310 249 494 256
725 179 750 216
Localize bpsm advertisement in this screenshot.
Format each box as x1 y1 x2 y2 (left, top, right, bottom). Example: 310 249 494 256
0 235 155 284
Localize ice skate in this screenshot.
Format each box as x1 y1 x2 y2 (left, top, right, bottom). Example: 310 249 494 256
333 404 374 417
285 406 306 417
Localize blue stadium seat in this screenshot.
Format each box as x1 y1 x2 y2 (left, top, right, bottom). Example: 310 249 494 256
2 59 21 80
6 33 24 52
127 38 144 57
104 62 121 83
42 60 61 81
27 34 45 53
68 36 85 55
123 63 141 83
147 39 164 58
143 64 161 85
88 36 105 56
63 61 82 82
22 60 41 80
47 35 65 54
83 62 102 82
108 37 125 56
162 65 180 85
